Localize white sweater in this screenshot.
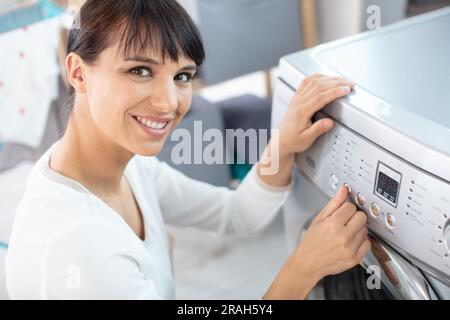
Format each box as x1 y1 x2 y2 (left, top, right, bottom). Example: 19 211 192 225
5 142 292 300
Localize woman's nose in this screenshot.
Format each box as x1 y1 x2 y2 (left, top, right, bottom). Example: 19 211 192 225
148 80 178 113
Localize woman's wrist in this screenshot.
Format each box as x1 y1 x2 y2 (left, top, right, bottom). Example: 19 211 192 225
257 139 295 187
263 255 321 300
289 253 323 297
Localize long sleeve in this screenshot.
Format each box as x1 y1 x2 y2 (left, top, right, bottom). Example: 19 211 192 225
139 157 292 237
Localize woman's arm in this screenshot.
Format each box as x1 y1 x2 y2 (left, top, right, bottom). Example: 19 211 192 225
149 156 291 237
264 186 370 300
255 75 371 299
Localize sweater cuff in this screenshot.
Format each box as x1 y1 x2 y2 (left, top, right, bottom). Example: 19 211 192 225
250 165 293 194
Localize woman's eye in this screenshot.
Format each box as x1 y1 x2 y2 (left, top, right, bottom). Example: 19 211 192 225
129 67 152 77
176 73 193 83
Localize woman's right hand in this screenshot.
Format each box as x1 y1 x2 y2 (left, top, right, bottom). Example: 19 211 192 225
264 186 371 300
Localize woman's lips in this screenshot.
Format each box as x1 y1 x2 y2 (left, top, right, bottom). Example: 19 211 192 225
131 115 172 138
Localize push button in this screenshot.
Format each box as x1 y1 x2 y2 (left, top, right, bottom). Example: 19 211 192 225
355 192 365 206
329 174 339 190
370 202 380 217
444 224 450 253
344 183 352 194
386 213 396 228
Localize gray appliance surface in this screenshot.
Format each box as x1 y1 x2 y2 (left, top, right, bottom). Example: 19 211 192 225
272 8 450 298
277 7 450 182
316 11 450 129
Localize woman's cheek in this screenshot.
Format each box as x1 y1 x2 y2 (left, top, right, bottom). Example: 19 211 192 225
179 101 191 117
178 91 193 116
88 88 126 138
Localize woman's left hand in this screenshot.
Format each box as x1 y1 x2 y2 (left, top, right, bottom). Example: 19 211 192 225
277 74 355 159
257 74 354 187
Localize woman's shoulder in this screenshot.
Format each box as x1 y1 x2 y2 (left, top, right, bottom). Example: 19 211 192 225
18 160 93 222
6 203 137 300
9 157 96 251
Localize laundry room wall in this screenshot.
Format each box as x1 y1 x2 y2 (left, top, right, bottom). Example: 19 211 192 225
315 0 408 44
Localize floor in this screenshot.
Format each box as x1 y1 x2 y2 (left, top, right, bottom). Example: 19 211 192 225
169 214 288 300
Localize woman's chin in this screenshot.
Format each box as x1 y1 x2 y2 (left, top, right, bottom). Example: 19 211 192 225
133 141 166 157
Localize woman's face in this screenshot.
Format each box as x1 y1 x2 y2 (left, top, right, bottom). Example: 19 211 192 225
81 43 197 157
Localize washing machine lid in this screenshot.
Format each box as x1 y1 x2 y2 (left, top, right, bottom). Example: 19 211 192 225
279 7 450 182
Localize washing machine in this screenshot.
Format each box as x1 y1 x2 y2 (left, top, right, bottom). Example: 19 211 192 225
272 7 450 300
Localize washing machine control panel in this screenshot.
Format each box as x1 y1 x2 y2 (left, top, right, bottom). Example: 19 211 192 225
297 116 450 283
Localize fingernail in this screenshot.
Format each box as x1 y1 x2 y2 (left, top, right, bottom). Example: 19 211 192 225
323 119 334 129
341 86 351 94
343 183 351 193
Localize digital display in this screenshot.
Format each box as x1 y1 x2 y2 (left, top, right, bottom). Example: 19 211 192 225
376 172 399 204
374 162 402 207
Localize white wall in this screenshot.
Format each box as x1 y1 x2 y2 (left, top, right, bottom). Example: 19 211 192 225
316 0 361 43
315 0 408 44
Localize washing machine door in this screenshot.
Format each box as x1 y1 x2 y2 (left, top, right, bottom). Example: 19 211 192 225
301 216 439 300
360 236 439 300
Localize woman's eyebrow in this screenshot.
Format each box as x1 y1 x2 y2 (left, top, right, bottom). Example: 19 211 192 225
124 56 196 72
125 56 160 64
180 65 197 72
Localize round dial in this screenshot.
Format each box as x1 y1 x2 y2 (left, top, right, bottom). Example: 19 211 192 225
444 223 450 253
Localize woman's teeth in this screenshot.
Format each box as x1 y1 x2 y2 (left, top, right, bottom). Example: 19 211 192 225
136 116 168 130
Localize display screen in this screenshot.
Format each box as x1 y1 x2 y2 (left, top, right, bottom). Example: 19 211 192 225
374 162 402 207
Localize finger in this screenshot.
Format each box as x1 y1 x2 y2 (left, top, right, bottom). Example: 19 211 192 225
304 85 353 118
311 79 355 92
298 77 354 102
297 73 330 93
302 118 334 146
298 73 324 88
308 73 327 79
314 185 348 222
354 239 371 264
320 80 355 93
333 202 357 226
345 211 368 240
322 77 355 85
348 226 368 252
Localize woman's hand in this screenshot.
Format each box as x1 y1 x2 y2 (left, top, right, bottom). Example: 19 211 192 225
293 186 371 278
264 186 371 300
257 74 354 187
278 74 354 158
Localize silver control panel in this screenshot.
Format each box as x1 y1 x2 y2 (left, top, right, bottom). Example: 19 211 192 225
296 114 450 283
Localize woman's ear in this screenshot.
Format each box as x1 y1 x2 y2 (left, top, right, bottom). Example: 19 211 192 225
66 52 87 93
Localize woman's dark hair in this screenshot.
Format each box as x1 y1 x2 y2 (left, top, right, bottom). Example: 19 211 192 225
68 0 205 66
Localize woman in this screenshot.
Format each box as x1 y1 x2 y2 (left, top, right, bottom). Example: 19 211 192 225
5 0 369 300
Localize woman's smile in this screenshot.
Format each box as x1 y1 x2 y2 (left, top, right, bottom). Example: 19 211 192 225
131 114 174 138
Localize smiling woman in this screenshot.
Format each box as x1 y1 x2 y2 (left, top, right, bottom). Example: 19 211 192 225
5 0 368 301
5 0 212 300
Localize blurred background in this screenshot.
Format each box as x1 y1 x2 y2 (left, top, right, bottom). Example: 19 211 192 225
0 0 449 300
